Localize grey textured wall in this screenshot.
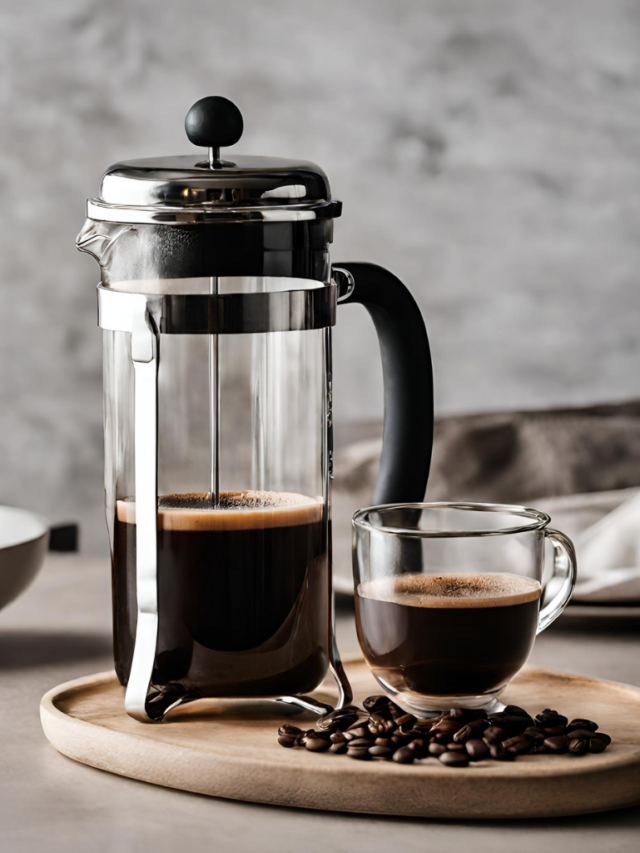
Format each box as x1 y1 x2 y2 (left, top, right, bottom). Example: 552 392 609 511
1 0 640 551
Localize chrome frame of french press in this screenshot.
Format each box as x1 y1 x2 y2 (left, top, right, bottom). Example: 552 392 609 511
97 275 354 723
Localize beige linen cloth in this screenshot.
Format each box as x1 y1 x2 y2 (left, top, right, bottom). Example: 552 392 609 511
334 401 640 603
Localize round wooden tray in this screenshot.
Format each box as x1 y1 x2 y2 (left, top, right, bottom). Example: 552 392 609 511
41 658 640 819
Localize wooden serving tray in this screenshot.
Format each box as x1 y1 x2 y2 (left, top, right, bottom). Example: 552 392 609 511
40 658 640 819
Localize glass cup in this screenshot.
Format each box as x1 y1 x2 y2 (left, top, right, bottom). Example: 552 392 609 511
352 502 577 711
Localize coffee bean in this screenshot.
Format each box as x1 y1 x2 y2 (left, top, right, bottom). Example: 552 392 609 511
568 738 589 755
544 736 569 753
453 720 489 742
330 731 346 744
428 743 447 756
490 715 532 734
346 725 369 737
588 738 608 754
346 747 371 761
363 695 392 713
450 708 467 719
439 751 469 767
542 726 567 737
277 735 297 748
342 731 356 742
489 742 515 761
392 746 415 764
368 745 392 757
329 742 347 754
278 724 303 737
568 729 601 741
592 732 612 746
349 738 373 748
522 727 546 743
536 709 568 728
374 737 394 748
483 726 508 743
433 719 463 735
466 739 490 760
503 705 531 718
306 737 331 752
447 743 466 752
567 718 598 733
503 736 533 755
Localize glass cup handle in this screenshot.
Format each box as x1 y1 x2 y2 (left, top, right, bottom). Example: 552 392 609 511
537 528 578 634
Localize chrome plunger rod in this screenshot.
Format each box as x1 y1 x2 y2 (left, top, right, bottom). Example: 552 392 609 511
209 276 220 508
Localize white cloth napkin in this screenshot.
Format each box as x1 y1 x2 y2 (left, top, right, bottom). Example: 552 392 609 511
572 492 640 602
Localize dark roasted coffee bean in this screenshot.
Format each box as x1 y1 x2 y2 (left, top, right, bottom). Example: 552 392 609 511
466 739 490 760
592 732 612 746
346 725 369 738
503 736 533 755
428 743 447 756
277 735 297 748
432 731 453 744
278 724 303 737
522 727 546 743
568 729 601 741
453 720 489 742
588 737 608 754
544 736 569 753
348 738 373 748
503 705 532 719
346 747 371 761
483 726 508 743
433 719 463 735
342 731 356 742
568 738 589 755
330 731 346 744
489 742 515 761
439 751 469 767
363 695 392 713
392 746 415 764
491 715 533 734
368 745 392 757
536 709 568 727
447 742 466 752
332 715 359 731
329 742 347 754
567 718 598 733
543 725 567 737
306 737 331 752
374 737 394 748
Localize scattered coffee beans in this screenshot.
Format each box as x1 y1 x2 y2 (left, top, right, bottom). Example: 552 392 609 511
276 695 612 769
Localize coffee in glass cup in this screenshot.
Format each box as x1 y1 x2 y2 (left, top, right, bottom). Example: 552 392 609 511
352 503 576 711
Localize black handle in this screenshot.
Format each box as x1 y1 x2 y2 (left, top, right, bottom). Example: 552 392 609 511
335 262 434 504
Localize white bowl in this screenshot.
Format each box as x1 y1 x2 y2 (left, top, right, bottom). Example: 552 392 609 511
0 506 49 611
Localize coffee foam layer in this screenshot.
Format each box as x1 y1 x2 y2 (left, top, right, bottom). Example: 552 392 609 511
358 573 541 609
116 491 323 531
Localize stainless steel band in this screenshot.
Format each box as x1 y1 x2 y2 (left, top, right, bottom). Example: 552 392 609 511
87 198 340 224
98 282 337 334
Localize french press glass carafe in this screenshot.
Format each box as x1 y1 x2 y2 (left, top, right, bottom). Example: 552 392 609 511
77 97 434 722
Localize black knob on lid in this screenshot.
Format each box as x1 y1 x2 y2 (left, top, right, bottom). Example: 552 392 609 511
185 96 243 168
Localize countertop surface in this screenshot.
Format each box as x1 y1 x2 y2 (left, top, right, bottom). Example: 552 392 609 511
2 554 640 853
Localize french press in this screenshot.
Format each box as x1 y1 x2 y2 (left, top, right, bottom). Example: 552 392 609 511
77 97 434 723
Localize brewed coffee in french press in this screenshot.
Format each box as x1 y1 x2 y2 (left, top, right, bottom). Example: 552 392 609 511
77 96 434 722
